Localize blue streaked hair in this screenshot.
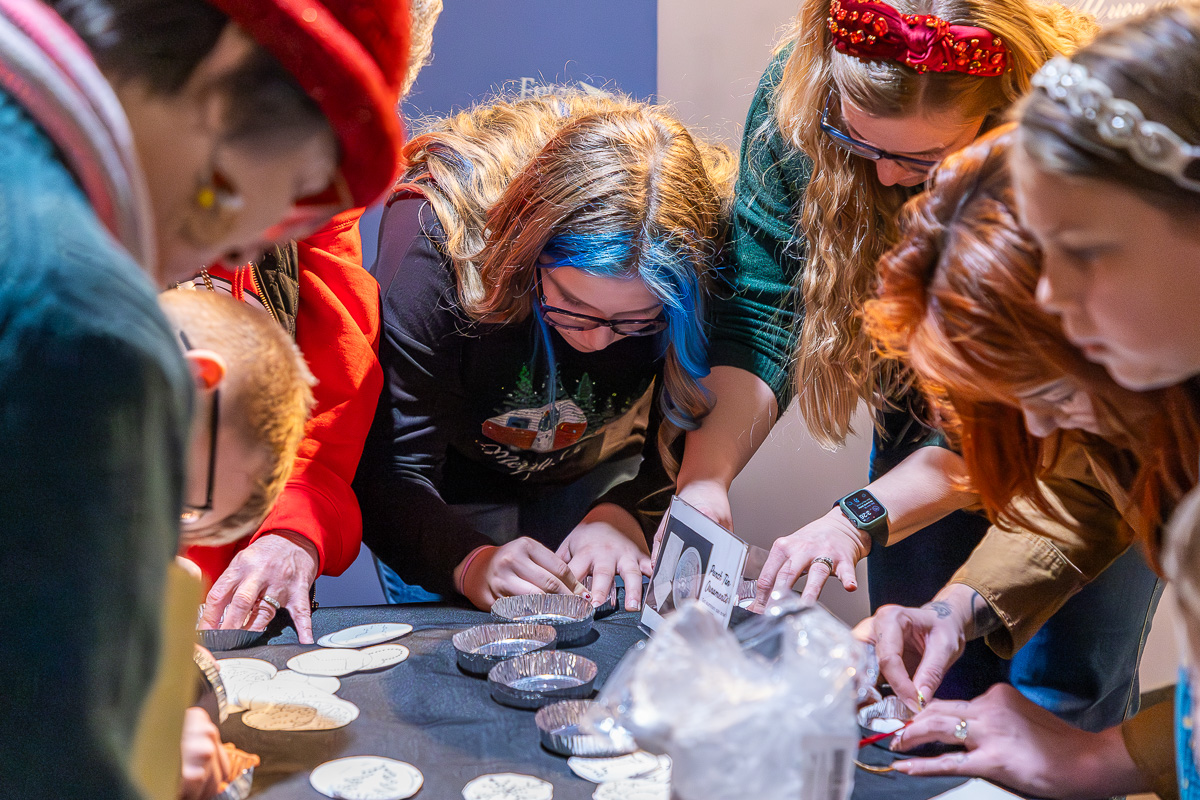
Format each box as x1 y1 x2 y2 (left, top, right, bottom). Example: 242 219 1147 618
541 230 710 432
401 90 735 475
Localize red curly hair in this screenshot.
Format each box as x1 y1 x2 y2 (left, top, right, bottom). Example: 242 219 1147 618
863 123 1199 566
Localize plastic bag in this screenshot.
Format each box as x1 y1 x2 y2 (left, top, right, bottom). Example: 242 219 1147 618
586 594 863 800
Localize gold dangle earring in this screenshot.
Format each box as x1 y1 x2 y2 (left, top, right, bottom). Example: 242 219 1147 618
182 152 244 249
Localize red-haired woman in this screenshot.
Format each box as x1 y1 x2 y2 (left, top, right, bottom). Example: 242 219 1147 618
857 123 1198 795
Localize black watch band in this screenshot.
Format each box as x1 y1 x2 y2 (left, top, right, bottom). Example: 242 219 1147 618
835 488 890 549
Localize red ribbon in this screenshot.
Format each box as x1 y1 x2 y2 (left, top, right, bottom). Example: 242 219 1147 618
827 0 1008 77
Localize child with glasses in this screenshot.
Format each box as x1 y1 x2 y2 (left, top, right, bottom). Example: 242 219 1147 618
353 91 734 611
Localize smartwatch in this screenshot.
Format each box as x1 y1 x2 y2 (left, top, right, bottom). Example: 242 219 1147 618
835 488 890 549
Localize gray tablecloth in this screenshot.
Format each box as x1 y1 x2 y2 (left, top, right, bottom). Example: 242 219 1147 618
215 604 967 800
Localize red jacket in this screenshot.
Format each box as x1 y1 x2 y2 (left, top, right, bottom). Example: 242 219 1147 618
184 209 383 582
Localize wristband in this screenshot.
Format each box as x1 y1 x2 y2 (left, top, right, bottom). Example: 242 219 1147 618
455 545 496 596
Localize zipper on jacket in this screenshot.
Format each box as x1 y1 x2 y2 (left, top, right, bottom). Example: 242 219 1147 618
248 262 282 328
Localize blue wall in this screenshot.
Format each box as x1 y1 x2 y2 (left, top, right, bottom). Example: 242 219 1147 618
403 0 657 119
317 2 659 607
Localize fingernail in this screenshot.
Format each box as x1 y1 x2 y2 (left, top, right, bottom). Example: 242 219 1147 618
917 688 929 709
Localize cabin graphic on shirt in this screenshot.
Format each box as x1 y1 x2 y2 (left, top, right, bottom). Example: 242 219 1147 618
482 399 588 453
482 368 640 455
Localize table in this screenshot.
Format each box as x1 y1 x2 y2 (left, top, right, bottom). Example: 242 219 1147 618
216 604 968 800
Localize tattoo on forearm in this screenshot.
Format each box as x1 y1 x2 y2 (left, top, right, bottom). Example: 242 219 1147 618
966 591 1002 639
925 601 954 619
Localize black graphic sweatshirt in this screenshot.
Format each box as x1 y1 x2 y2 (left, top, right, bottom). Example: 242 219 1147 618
354 196 672 594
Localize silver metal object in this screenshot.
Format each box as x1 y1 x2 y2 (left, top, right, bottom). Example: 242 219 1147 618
954 718 969 742
213 766 254 800
196 628 266 652
487 651 598 710
452 623 557 676
857 695 915 748
491 594 595 646
535 700 638 757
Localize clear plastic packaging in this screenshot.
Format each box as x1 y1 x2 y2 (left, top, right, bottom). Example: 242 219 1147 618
585 593 863 800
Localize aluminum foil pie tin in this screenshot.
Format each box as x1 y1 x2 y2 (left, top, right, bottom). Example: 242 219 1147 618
487 651 598 710
491 594 595 646
857 694 914 747
535 700 638 757
197 628 267 652
212 766 254 800
452 623 558 676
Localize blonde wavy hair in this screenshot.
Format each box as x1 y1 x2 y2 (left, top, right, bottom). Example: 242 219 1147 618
402 0 442 96
774 0 1096 448
398 91 736 474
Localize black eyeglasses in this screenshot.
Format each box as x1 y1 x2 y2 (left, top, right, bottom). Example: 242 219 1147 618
178 331 220 525
820 90 942 171
536 273 667 337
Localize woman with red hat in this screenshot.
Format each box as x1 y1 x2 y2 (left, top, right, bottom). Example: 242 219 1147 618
182 1 443 647
0 0 407 796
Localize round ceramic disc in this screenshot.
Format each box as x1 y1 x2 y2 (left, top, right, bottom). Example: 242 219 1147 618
567 752 660 783
317 622 414 648
273 670 341 694
593 780 670 800
217 658 278 710
241 696 359 731
217 658 277 679
238 680 341 710
462 773 554 800
360 644 410 671
287 648 369 677
310 756 424 799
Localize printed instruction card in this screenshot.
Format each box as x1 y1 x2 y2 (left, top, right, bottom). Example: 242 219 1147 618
642 496 749 631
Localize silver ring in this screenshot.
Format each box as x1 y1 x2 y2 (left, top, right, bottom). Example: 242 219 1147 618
811 556 835 572
261 594 281 611
954 719 969 742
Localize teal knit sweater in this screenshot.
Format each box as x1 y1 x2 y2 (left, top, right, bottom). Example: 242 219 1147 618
0 87 192 799
709 48 813 409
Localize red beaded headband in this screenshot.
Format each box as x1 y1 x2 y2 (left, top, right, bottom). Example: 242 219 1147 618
827 0 1008 77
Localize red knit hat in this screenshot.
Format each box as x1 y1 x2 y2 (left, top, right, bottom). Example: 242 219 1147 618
207 0 410 207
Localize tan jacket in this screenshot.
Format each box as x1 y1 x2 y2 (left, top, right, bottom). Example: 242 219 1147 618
952 431 1175 795
952 430 1141 658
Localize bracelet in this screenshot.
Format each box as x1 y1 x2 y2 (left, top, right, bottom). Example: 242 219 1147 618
455 545 495 596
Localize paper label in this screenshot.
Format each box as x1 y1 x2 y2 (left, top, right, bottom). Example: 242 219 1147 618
797 735 856 800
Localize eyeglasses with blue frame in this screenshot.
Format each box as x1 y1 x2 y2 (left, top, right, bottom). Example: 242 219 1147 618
819 89 942 172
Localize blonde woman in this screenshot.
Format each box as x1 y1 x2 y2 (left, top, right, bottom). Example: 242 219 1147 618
354 92 733 611
666 0 1146 722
